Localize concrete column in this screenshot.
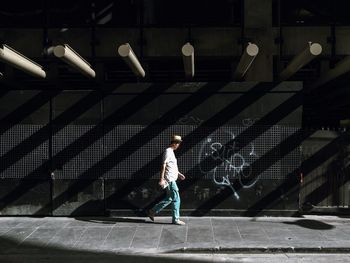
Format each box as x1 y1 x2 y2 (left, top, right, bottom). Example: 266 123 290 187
243 0 273 81
143 0 155 25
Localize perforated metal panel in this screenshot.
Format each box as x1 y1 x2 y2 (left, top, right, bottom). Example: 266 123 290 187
103 124 301 181
103 125 198 179
52 125 104 179
179 125 299 181
0 125 48 179
280 126 302 179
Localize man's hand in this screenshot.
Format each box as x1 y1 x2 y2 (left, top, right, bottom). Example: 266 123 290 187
159 178 167 188
179 174 186 180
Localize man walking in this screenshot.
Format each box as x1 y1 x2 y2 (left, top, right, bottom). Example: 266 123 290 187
148 135 186 225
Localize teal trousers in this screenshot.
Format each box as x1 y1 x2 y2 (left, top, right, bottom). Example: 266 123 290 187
153 181 180 222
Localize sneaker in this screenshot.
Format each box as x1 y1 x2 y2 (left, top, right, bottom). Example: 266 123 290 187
173 219 186 225
148 209 155 222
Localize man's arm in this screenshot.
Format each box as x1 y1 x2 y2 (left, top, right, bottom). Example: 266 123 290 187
159 163 167 187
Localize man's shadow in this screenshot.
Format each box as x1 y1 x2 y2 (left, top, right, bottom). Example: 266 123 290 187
74 217 173 225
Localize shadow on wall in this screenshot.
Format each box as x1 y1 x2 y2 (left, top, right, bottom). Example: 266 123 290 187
0 82 303 216
301 131 350 211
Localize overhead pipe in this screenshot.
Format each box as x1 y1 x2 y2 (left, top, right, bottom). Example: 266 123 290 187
117 43 145 78
233 42 259 80
182 42 195 78
0 44 46 78
279 42 322 81
53 44 96 78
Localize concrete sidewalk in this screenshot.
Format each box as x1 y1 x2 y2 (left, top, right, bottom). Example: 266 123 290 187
0 215 350 261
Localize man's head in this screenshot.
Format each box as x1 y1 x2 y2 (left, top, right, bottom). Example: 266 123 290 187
170 135 182 150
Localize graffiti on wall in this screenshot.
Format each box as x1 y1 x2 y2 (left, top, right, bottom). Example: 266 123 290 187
242 118 259 127
177 115 204 125
198 128 260 200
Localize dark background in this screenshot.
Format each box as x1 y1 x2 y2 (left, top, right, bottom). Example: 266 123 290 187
1 0 350 216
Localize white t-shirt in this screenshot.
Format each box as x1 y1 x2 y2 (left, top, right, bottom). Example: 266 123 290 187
163 147 179 182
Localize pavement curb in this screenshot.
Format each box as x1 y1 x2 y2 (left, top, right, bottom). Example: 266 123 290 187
166 246 350 254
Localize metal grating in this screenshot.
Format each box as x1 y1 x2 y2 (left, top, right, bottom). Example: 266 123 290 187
103 125 199 179
0 124 301 180
280 126 302 178
103 125 301 181
0 125 48 179
52 125 104 179
190 125 282 181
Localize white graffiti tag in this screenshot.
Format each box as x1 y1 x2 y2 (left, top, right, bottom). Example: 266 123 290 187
198 131 259 200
